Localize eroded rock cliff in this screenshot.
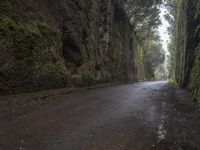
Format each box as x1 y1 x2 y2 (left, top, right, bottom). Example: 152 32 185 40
0 0 135 94
175 0 200 101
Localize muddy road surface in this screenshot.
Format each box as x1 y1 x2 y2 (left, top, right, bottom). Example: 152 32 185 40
0 81 200 150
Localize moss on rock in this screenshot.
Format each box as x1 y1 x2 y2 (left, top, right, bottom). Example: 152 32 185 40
0 0 68 94
0 0 137 94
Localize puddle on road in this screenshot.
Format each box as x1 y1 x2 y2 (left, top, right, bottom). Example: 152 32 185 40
157 102 167 142
157 113 167 142
152 140 198 150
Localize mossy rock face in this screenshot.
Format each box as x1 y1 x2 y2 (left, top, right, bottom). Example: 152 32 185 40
0 0 136 94
32 63 67 90
173 0 200 104
77 62 96 86
187 47 200 103
0 0 68 94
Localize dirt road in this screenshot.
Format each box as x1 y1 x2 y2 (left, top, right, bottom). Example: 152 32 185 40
0 81 200 150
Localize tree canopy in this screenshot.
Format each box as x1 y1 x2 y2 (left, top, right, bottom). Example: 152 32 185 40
118 0 162 42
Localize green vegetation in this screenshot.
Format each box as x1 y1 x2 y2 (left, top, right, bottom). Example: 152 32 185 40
118 0 162 42
166 0 200 103
169 79 178 85
0 0 168 94
118 0 166 80
0 0 68 93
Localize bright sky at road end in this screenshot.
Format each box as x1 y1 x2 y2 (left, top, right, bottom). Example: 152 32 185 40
158 6 170 55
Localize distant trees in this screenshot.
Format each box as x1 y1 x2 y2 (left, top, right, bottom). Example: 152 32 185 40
117 0 166 80
118 0 162 42
162 0 177 79
144 41 166 80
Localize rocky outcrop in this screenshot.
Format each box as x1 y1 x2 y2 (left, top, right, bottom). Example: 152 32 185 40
0 0 135 94
186 0 200 102
175 0 200 101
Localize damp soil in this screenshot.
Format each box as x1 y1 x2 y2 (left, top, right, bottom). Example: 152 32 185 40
0 81 200 150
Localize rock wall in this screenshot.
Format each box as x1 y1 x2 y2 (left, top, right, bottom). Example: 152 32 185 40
175 0 200 101
175 0 187 86
186 0 200 102
0 0 135 94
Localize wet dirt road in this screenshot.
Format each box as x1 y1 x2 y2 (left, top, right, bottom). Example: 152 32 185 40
0 81 200 150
